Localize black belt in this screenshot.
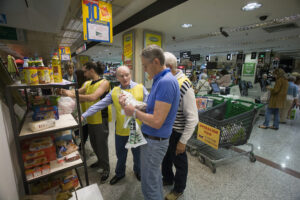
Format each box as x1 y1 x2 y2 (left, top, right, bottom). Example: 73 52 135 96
143 133 168 141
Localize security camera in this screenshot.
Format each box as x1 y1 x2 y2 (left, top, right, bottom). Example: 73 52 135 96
172 36 176 41
259 15 268 21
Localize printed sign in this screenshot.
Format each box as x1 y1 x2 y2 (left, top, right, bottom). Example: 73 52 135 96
59 47 71 61
242 63 256 76
82 0 113 43
123 32 134 69
197 122 220 149
143 31 162 89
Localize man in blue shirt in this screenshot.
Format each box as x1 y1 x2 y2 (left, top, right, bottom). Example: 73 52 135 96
121 45 180 200
82 66 149 184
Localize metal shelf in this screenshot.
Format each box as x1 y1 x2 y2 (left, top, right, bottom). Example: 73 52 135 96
19 114 78 140
27 151 83 183
8 80 77 89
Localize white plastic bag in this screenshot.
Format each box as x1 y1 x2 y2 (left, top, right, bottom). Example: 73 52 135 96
260 91 270 103
120 90 147 148
58 97 76 115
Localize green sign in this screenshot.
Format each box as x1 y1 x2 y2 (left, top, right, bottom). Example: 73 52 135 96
243 63 256 76
0 26 17 40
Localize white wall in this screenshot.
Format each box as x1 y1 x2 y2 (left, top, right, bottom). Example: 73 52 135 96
241 53 258 84
0 101 24 200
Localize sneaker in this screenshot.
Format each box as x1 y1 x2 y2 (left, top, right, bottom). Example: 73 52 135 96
165 191 183 200
100 170 110 183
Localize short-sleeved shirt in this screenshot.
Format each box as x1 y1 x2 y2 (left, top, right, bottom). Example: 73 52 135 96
141 68 180 138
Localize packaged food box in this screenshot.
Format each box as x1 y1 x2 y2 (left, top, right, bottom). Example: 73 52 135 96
32 105 59 121
24 157 48 169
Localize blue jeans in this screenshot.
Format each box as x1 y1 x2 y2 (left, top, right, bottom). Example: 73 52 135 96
263 107 279 128
141 137 169 200
115 134 140 177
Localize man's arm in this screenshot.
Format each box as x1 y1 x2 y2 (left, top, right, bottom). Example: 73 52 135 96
123 100 171 129
64 80 109 102
82 92 113 119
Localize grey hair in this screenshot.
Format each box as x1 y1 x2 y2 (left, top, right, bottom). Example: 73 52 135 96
141 45 165 66
116 65 130 76
201 73 208 80
288 76 296 82
164 52 177 70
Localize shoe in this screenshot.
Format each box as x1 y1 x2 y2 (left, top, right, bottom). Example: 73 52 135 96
165 190 183 200
269 126 279 130
109 175 125 185
258 125 268 129
163 180 173 186
100 170 110 183
89 162 99 168
135 172 141 181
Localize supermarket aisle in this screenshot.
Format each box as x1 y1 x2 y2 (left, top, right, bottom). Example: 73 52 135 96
78 116 300 200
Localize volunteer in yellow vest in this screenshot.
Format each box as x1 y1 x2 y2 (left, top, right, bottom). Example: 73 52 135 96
162 52 198 200
61 61 111 183
82 66 149 185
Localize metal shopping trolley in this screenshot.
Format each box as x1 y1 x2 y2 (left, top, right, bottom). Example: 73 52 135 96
187 99 264 173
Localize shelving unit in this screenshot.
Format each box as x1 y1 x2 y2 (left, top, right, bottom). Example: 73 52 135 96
5 81 89 194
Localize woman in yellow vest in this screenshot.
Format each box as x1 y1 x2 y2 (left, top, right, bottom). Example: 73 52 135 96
61 62 110 182
82 66 149 185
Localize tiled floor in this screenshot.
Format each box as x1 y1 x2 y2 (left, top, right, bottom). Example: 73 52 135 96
78 115 300 200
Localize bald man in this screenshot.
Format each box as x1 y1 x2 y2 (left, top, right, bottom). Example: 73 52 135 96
82 66 149 185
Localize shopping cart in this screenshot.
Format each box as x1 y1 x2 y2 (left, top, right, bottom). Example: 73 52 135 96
187 99 264 173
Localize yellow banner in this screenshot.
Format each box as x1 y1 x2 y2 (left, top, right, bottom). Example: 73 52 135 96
145 32 162 47
82 0 113 43
197 122 220 149
123 32 133 69
78 56 89 65
59 46 71 61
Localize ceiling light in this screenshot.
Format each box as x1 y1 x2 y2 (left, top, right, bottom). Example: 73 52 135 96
257 146 261 150
286 156 290 160
181 24 192 28
281 163 286 168
242 2 262 11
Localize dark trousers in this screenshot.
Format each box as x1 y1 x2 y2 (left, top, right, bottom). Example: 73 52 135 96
115 134 140 177
162 130 188 193
88 118 110 171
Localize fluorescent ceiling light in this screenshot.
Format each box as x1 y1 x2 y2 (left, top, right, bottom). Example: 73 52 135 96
242 2 262 11
181 24 192 28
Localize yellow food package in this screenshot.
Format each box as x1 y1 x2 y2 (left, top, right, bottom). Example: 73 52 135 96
26 67 39 85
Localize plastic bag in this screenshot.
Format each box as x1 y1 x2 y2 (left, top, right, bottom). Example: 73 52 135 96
120 90 147 148
124 117 147 149
58 97 76 115
260 91 270 103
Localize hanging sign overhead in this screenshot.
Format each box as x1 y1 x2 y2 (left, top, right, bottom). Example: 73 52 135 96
144 31 162 47
82 0 113 43
123 32 134 70
59 47 71 61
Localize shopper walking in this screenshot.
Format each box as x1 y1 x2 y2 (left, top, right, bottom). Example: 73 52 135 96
162 52 198 200
280 76 298 123
121 45 180 200
61 61 111 182
81 65 148 185
195 73 211 96
259 68 288 130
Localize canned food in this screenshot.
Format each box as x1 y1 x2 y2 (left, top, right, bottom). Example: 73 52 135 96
26 67 39 85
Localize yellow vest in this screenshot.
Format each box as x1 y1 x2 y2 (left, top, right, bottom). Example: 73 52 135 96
111 84 144 136
85 79 106 124
177 75 191 88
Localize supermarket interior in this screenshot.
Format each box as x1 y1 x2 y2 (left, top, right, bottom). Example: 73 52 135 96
0 0 300 200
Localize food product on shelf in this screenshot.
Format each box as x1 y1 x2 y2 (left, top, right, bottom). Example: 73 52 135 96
52 53 62 83
22 136 57 162
24 156 48 169
32 105 59 121
56 141 78 158
65 152 80 162
37 67 51 84
25 67 39 85
29 119 56 132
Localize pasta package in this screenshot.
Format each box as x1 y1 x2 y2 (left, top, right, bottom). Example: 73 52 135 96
29 119 55 132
